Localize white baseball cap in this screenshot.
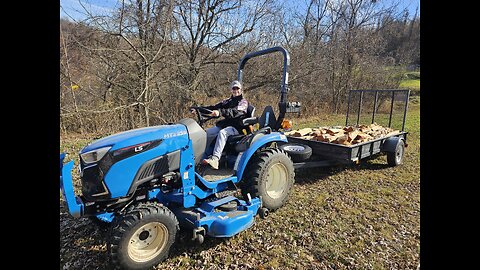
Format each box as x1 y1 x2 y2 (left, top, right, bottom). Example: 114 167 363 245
230 80 242 89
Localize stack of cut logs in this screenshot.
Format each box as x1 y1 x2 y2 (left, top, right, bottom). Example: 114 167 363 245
285 123 400 146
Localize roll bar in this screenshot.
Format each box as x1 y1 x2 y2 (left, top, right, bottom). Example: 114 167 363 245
236 46 290 103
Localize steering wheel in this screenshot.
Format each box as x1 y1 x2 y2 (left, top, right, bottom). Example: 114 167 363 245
190 106 219 127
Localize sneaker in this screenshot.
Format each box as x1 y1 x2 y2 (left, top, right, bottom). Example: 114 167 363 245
202 156 219 169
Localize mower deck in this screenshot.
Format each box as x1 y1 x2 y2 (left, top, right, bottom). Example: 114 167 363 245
172 195 261 238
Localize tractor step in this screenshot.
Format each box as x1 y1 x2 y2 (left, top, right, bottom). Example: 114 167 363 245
201 167 235 182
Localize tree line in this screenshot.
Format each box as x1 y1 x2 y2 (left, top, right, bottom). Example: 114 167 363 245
60 0 419 134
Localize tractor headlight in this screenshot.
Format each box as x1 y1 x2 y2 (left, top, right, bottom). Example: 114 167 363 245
80 146 112 165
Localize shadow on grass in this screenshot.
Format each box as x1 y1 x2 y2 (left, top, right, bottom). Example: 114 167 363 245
294 156 392 185
60 216 113 269
60 210 230 270
169 229 227 257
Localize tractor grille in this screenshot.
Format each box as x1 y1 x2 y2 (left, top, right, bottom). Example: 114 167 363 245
80 154 113 201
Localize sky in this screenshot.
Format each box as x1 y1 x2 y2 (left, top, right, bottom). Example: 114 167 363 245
60 0 420 22
60 0 119 21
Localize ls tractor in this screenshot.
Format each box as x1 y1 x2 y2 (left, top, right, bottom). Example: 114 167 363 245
60 47 301 269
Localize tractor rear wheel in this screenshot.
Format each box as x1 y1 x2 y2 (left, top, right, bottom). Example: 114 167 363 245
241 148 295 211
108 201 179 270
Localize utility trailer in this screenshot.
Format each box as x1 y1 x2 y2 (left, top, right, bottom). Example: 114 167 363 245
281 89 410 169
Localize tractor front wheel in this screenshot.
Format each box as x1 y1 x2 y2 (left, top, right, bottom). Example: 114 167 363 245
241 148 295 211
108 201 179 270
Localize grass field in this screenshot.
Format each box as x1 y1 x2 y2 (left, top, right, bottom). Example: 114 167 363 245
399 72 420 95
60 99 420 269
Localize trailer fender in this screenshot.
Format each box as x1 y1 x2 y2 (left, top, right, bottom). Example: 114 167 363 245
381 136 404 153
235 132 288 181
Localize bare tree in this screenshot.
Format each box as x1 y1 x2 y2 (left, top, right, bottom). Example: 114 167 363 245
112 0 175 126
324 0 400 113
60 19 87 134
59 0 419 134
62 0 176 129
173 0 274 94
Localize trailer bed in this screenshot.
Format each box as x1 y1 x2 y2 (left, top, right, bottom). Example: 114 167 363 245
282 89 410 169
288 131 407 162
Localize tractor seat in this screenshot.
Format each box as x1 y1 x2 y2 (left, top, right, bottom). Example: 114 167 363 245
237 104 256 134
226 134 245 144
226 105 276 152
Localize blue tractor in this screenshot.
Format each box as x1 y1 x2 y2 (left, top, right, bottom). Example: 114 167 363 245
60 47 300 269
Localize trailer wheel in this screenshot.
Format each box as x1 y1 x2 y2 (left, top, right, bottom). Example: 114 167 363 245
241 148 295 211
387 140 405 167
108 202 179 270
279 143 312 162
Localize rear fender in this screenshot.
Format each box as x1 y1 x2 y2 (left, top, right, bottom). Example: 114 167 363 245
234 132 288 181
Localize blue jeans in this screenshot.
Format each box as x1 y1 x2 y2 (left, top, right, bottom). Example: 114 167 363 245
205 126 239 159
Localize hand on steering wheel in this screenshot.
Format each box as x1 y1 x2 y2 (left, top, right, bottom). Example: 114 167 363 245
210 110 220 117
189 106 220 127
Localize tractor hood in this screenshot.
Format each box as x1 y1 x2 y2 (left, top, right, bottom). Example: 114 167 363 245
80 124 187 154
